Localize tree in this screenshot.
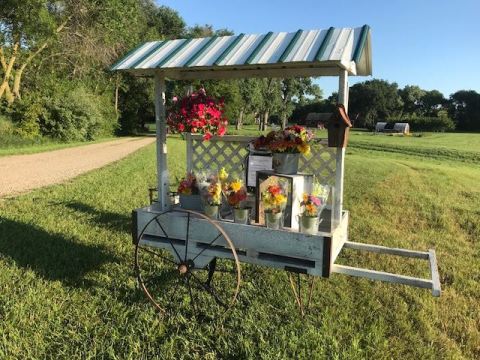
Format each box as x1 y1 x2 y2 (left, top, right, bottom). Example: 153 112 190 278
421 90 445 116
0 0 72 103
237 78 263 129
278 78 322 128
399 85 426 116
349 79 404 128
448 90 480 131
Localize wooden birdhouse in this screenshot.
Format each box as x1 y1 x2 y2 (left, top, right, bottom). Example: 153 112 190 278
327 104 352 147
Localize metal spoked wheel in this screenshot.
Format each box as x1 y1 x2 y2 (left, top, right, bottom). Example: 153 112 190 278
134 209 241 316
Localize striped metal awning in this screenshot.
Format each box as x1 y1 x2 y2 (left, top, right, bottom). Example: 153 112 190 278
111 25 372 80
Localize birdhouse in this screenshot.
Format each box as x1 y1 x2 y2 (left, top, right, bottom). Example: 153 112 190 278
327 104 352 147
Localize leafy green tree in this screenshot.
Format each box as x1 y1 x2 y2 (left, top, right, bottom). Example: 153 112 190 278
349 79 404 128
421 89 446 116
399 85 426 116
279 78 322 128
448 90 480 131
0 0 70 103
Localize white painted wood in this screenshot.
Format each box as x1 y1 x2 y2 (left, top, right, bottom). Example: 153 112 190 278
154 73 170 211
331 264 434 289
333 147 345 228
343 241 429 259
429 249 441 297
338 69 349 112
185 132 193 173
127 65 346 80
331 211 349 262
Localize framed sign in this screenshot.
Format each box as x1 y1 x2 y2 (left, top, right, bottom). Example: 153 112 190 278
246 154 273 187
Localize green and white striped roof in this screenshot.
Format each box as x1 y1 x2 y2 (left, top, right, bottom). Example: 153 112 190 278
111 25 372 80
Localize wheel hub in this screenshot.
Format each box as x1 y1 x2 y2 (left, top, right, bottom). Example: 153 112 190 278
177 260 195 275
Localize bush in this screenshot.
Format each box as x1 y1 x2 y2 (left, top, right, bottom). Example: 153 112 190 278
10 99 44 139
387 116 455 132
0 114 14 136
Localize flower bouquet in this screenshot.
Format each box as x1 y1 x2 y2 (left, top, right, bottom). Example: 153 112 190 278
253 125 314 174
177 172 202 211
261 183 288 229
167 88 228 141
225 179 249 224
201 179 222 219
299 183 330 235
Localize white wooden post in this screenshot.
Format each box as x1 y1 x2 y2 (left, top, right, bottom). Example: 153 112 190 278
154 72 170 211
334 69 349 227
186 132 193 173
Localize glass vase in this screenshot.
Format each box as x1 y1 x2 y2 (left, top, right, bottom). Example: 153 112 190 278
265 211 283 230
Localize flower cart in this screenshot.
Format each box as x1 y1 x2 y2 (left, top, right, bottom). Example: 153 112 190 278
112 26 441 315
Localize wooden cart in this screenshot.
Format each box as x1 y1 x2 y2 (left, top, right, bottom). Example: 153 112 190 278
112 26 441 315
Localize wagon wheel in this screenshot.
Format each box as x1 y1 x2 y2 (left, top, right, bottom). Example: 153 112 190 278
134 209 241 316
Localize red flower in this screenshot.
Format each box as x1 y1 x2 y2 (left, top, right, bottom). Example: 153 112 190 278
217 126 226 136
203 132 212 141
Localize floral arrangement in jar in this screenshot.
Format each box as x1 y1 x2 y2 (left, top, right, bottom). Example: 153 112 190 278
202 179 222 219
225 179 250 224
167 88 228 141
253 125 314 174
261 183 288 229
299 183 330 235
177 172 198 195
177 172 202 211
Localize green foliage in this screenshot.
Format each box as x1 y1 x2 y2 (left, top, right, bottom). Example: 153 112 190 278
41 87 116 141
448 90 480 131
387 116 455 132
349 79 404 128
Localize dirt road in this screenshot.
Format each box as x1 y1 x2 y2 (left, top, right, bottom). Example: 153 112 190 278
0 137 155 197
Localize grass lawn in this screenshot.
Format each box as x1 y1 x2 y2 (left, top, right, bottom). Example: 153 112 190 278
0 135 118 157
0 132 479 359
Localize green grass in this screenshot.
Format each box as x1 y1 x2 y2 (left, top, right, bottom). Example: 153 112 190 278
0 134 479 359
0 135 117 157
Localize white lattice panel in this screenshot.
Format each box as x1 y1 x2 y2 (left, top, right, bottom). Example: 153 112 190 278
187 135 337 186
189 135 250 180
299 140 337 185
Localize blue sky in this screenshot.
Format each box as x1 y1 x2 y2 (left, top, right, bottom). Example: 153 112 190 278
156 0 480 98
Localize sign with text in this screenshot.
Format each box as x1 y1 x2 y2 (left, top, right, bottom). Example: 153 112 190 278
247 155 273 187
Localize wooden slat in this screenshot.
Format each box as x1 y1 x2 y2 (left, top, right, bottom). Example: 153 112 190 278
343 241 429 259
331 264 433 289
429 249 441 297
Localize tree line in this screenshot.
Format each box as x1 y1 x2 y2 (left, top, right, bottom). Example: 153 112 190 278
1 1 479 142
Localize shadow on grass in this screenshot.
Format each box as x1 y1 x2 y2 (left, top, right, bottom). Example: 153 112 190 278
65 201 131 234
0 217 118 286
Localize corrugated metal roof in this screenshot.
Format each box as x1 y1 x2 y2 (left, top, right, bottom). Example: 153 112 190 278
111 25 372 79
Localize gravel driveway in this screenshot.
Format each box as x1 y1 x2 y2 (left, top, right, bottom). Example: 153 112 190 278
0 137 155 197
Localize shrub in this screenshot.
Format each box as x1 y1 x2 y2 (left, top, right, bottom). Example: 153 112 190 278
387 116 455 132
40 87 117 141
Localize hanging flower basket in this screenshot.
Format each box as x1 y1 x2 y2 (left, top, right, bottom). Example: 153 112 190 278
167 88 228 141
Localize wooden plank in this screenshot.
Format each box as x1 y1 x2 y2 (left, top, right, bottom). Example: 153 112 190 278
185 132 193 173
154 73 170 210
322 236 332 277
343 241 429 259
429 249 441 297
331 264 433 289
333 147 345 227
190 134 255 142
135 208 330 261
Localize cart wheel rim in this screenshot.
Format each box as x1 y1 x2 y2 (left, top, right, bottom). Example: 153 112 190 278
134 208 241 316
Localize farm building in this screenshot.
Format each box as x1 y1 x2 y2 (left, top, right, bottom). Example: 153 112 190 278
375 122 410 134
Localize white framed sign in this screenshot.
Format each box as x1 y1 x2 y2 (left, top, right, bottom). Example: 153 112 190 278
247 155 273 187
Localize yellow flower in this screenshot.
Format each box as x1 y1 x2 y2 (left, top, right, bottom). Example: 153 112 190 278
297 143 310 155
230 179 243 192
274 194 287 206
218 167 229 182
302 193 309 203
